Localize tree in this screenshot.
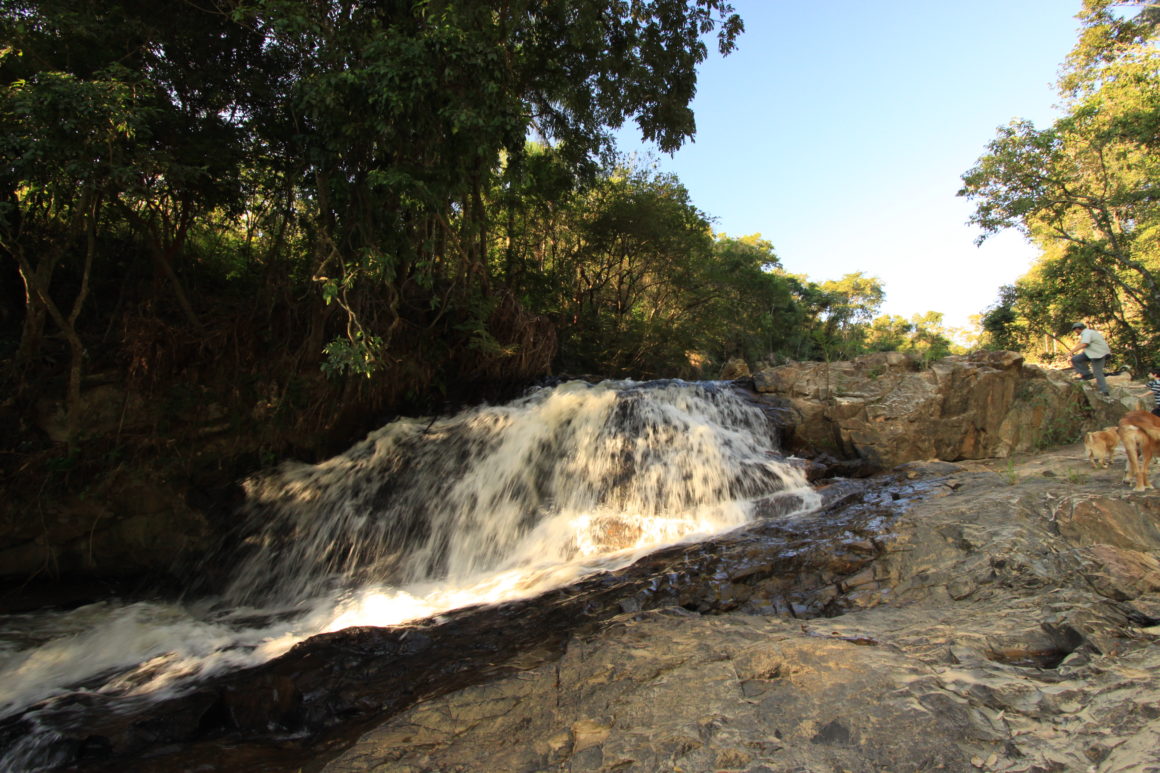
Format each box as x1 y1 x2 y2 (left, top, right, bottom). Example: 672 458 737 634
242 0 744 376
541 163 717 376
0 0 294 449
978 285 1024 352
1 0 746 422
905 311 955 361
810 272 885 360
863 312 955 361
960 0 1160 369
696 234 815 366
864 315 912 353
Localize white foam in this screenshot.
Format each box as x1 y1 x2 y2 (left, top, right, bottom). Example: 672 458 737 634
0 380 819 730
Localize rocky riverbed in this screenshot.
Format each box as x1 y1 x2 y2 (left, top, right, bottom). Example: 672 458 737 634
314 444 1160 773
6 439 1159 772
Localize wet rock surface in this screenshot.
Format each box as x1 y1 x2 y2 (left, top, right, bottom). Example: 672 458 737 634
317 447 1160 773
5 446 1160 772
0 474 902 771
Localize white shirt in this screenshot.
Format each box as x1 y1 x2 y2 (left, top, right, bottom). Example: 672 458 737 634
1079 328 1110 359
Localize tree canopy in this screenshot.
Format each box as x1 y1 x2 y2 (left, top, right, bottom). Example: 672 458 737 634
0 0 972 469
961 0 1160 369
1 1 746 441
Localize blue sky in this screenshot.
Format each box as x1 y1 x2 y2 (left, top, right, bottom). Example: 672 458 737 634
615 0 1085 333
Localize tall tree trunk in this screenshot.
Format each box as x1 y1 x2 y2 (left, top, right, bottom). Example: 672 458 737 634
14 269 47 371
62 192 99 453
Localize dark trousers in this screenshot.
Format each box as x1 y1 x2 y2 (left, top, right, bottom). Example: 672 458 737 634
1071 353 1109 394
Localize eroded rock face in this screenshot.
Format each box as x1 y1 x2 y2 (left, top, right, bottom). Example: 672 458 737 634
719 357 751 380
749 351 1148 470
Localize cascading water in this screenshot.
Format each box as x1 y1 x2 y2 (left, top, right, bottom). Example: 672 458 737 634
227 378 818 607
0 379 819 770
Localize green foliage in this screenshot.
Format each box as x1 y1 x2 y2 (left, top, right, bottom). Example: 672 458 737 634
697 235 816 365
962 1 1160 370
978 285 1023 351
801 272 886 361
538 162 719 376
495 154 893 378
1000 459 1020 486
245 0 745 378
1 0 746 409
865 312 955 363
321 334 384 379
4 0 1040 456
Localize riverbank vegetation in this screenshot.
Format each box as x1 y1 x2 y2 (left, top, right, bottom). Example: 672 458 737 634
0 0 961 476
962 1 1159 370
3 0 1153 505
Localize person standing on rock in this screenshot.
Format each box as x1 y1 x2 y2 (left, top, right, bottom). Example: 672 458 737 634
1068 322 1111 396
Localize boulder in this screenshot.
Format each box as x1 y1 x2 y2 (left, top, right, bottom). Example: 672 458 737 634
0 470 212 584
718 357 751 380
33 384 151 444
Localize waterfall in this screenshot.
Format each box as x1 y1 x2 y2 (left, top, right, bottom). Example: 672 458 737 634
0 379 819 764
225 379 817 607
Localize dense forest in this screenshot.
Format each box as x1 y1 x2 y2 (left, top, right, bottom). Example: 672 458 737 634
0 0 1155 498
0 0 954 472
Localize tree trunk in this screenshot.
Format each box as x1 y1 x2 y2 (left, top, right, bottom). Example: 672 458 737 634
62 193 99 452
115 198 201 329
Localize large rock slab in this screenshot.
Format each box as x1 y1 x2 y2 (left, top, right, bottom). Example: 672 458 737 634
319 446 1160 773
324 611 983 773
749 351 1149 470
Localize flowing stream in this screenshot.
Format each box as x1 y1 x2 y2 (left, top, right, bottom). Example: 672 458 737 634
0 379 819 770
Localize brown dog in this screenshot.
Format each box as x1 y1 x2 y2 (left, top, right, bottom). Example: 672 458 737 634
1083 426 1120 468
1117 410 1160 491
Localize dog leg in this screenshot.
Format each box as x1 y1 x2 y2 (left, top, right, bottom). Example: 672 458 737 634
1143 438 1156 490
1121 427 1145 490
